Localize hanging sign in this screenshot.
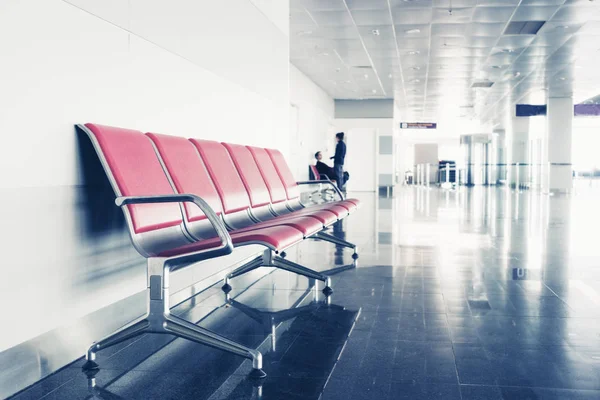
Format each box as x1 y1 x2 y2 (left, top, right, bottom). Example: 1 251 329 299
399 122 437 129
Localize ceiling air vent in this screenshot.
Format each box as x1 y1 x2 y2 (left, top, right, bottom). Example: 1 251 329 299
504 21 546 35
352 65 373 69
471 81 494 88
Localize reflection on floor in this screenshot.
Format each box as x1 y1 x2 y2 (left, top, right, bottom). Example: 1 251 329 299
10 187 600 400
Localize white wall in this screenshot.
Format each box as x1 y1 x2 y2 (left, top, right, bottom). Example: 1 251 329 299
289 65 336 180
0 0 291 354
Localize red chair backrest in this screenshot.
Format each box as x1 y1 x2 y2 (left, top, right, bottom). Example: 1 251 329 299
221 142 272 208
247 146 288 204
265 148 300 200
310 165 320 180
146 133 223 222
189 139 251 214
84 123 182 234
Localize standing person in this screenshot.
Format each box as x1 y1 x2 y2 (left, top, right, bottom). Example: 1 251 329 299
331 132 346 189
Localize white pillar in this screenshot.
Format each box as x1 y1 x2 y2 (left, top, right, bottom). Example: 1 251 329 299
492 129 505 185
546 96 573 192
510 116 529 189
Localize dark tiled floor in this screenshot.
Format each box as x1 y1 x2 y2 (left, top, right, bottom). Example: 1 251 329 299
10 187 600 399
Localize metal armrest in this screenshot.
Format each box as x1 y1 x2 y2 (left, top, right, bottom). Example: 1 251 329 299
115 194 234 259
296 180 345 200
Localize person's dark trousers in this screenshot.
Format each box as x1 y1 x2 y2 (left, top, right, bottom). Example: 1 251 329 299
334 163 344 189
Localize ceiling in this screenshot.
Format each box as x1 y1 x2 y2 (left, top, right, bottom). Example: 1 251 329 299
290 0 600 128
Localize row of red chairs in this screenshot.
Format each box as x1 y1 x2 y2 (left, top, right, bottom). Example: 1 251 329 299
78 123 360 379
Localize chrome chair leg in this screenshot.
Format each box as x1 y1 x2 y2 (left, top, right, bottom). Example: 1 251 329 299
82 317 150 371
314 232 359 259
222 255 264 293
272 256 332 295
163 315 266 378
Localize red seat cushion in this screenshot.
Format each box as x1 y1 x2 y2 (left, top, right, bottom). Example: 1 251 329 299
85 124 182 234
233 215 322 237
308 200 358 213
344 198 361 207
286 209 338 225
336 200 358 212
158 225 303 256
295 204 349 219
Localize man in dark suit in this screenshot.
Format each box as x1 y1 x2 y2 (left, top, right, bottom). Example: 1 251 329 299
314 151 336 181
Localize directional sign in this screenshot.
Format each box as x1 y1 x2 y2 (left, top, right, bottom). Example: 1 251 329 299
399 122 437 129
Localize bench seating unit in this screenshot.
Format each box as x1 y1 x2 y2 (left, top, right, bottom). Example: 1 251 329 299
77 123 360 379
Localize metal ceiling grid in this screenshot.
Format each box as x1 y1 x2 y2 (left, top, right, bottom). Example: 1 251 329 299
290 0 600 126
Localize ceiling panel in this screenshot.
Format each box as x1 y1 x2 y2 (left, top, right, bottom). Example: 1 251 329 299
310 11 355 26
552 5 600 23
395 24 431 38
396 37 431 49
466 22 508 36
496 34 536 48
390 0 434 8
434 0 478 7
432 7 475 23
291 0 346 12
351 9 392 25
432 23 470 36
472 6 516 22
312 26 361 39
512 5 560 21
393 8 434 24
346 0 389 10
466 36 499 47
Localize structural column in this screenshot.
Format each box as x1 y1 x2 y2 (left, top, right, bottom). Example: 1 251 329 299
510 116 529 189
491 129 505 185
545 96 573 192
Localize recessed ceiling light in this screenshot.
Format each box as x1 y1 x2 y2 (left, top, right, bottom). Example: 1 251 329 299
372 89 377 93
410 79 421 83
405 29 421 34
411 66 421 70
502 48 515 53
343 80 352 84
320 52 329 56
559 77 566 80
364 74 369 79
388 73 393 78
513 72 521 78
335 68 341 72
371 29 380 36
556 25 569 29
407 50 420 55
